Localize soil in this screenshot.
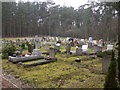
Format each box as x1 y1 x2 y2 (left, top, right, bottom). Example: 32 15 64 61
1 71 30 89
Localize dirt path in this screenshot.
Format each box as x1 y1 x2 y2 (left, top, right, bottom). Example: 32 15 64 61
1 71 30 89
1 75 18 88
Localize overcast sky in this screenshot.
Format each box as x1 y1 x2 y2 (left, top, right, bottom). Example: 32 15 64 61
16 0 98 9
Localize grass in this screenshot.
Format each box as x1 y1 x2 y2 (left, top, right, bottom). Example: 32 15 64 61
2 53 105 88
23 59 49 64
2 40 106 88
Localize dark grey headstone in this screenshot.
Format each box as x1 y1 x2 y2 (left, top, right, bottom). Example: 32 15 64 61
88 42 92 48
66 44 71 53
76 49 82 55
94 45 102 52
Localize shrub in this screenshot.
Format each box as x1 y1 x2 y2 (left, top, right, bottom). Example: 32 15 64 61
118 40 120 84
97 51 112 58
2 43 17 58
21 43 26 49
104 50 118 89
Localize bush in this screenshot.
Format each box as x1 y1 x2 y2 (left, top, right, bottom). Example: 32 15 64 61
118 40 120 83
21 43 26 49
2 43 17 58
104 50 118 89
97 51 112 58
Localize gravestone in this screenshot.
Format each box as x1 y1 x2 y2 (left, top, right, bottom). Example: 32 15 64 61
16 39 20 46
88 42 92 48
55 43 60 49
66 44 71 53
88 37 92 43
26 42 33 53
79 41 84 48
94 45 102 52
32 35 42 56
98 39 103 47
75 48 82 55
45 43 49 50
35 35 40 49
49 47 55 58
16 45 23 57
2 41 5 49
93 40 97 45
32 49 42 56
102 55 111 73
82 45 88 52
107 45 113 51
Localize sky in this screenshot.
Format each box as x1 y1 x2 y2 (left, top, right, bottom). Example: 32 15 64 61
16 0 98 9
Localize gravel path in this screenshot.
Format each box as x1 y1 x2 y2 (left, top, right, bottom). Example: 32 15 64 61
1 71 30 89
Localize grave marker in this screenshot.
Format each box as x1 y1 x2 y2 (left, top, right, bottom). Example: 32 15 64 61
94 45 102 52
82 45 88 52
49 47 55 58
76 48 82 55
107 45 113 51
66 44 71 53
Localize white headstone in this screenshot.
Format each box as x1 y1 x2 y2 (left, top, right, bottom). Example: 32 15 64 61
32 49 42 56
82 45 88 52
107 45 113 51
56 43 60 47
98 39 103 47
88 37 92 42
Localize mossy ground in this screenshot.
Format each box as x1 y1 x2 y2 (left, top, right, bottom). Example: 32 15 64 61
2 44 106 88
1 38 107 88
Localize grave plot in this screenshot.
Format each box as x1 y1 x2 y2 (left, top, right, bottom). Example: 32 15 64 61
9 55 44 63
20 59 54 66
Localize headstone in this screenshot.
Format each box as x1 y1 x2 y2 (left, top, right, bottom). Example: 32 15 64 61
32 49 42 56
49 48 55 58
82 45 88 52
88 42 92 48
79 41 84 48
54 43 60 52
66 44 71 53
35 35 40 49
16 39 20 46
98 39 103 47
102 55 111 73
26 42 33 53
107 45 113 51
16 45 23 57
93 40 97 45
2 41 5 49
88 37 92 42
94 45 102 52
76 48 82 55
45 43 49 50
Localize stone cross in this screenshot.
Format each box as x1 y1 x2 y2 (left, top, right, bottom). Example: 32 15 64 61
35 35 40 49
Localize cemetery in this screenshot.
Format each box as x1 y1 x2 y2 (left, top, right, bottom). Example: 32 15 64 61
1 1 120 89
1 36 118 88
